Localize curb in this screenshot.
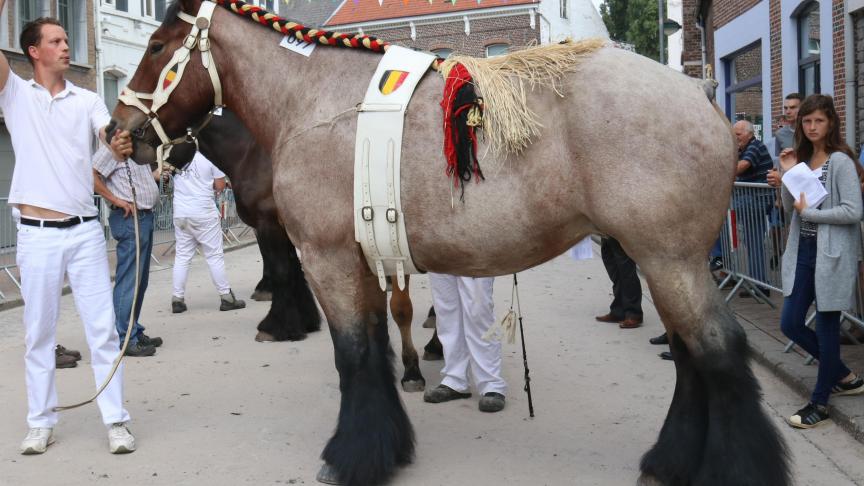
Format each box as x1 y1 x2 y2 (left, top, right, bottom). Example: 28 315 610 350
0 239 257 314
738 311 864 445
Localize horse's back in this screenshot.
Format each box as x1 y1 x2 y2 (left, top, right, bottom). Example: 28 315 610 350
405 46 735 274
558 47 736 256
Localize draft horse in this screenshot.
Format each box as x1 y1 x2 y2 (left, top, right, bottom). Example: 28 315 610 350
169 110 427 389
110 1 790 484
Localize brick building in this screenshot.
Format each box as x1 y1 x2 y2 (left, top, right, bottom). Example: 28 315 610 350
324 0 542 58
681 0 864 152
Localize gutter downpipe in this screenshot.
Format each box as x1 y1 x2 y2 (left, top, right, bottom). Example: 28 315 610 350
94 0 104 97
695 15 707 78
845 5 856 149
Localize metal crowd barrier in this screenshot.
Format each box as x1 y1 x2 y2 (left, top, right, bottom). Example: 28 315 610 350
715 182 864 362
715 182 782 306
0 189 253 302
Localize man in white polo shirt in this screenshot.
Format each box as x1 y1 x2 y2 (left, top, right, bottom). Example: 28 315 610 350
0 13 136 455
170 152 246 313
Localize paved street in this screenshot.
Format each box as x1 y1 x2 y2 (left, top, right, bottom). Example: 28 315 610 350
0 243 862 485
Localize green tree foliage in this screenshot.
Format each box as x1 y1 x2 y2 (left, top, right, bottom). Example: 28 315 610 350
599 0 661 61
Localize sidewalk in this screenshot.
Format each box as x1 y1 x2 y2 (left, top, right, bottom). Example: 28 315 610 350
722 285 864 443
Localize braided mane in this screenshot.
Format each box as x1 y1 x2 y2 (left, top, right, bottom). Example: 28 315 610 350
162 0 446 69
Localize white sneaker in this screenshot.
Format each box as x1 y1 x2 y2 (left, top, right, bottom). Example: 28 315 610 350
20 427 54 455
108 423 136 454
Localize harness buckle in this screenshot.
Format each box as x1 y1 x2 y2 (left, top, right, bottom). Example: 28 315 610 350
386 208 398 223
199 38 211 52
183 34 198 49
361 206 374 222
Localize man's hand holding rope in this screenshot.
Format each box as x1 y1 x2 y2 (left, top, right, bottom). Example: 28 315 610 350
109 128 133 161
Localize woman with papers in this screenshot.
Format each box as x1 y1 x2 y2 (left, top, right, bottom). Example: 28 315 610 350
776 94 864 429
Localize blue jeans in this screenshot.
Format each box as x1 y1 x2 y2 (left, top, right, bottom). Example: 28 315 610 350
710 237 722 259
780 236 848 405
109 209 154 346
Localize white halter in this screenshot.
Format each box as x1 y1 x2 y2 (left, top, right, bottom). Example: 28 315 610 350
118 0 223 170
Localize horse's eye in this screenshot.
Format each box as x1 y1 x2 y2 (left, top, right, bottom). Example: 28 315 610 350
149 43 164 55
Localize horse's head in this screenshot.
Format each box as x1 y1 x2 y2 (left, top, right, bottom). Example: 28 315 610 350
109 0 222 168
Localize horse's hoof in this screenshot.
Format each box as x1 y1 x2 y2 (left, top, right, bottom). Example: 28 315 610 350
636 473 665 486
255 331 276 342
422 315 436 329
250 289 273 301
401 379 425 392
316 463 343 485
422 351 443 361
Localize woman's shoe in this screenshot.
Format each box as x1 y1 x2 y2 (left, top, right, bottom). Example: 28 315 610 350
787 403 829 429
832 375 864 396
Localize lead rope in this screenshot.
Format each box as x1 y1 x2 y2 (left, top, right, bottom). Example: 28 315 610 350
54 161 142 412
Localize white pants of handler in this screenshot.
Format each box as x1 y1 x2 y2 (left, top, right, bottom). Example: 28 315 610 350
172 216 230 297
17 220 130 427
429 274 507 396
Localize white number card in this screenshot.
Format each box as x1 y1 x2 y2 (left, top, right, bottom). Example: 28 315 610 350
280 35 316 57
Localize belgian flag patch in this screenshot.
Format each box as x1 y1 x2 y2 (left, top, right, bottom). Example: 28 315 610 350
378 70 409 95
162 64 179 90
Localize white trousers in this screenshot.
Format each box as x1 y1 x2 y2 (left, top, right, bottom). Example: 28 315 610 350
429 274 507 396
172 216 230 297
17 220 130 428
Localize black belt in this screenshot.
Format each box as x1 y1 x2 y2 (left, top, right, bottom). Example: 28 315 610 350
20 215 97 228
110 204 152 213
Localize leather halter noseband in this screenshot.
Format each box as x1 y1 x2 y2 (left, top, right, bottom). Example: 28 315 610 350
119 1 223 171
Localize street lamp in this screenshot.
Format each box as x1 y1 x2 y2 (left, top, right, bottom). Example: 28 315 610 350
657 0 682 65
663 19 682 37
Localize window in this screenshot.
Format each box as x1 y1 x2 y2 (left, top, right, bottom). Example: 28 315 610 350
724 42 763 139
0 2 10 48
797 2 820 96
58 0 86 62
431 48 453 59
141 0 153 18
560 0 567 19
485 43 508 58
103 73 120 112
115 0 128 12
154 0 166 21
16 0 49 50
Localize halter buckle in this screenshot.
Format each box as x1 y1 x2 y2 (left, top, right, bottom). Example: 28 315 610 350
183 34 198 49
199 38 211 52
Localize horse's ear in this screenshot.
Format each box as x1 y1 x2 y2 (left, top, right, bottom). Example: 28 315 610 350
178 0 204 15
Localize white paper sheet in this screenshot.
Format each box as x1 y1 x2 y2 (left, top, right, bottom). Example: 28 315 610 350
568 237 593 261
782 163 828 208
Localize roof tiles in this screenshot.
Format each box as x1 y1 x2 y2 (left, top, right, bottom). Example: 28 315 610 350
325 0 538 26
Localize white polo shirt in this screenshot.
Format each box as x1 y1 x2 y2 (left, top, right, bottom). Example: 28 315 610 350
172 152 225 219
0 72 110 217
